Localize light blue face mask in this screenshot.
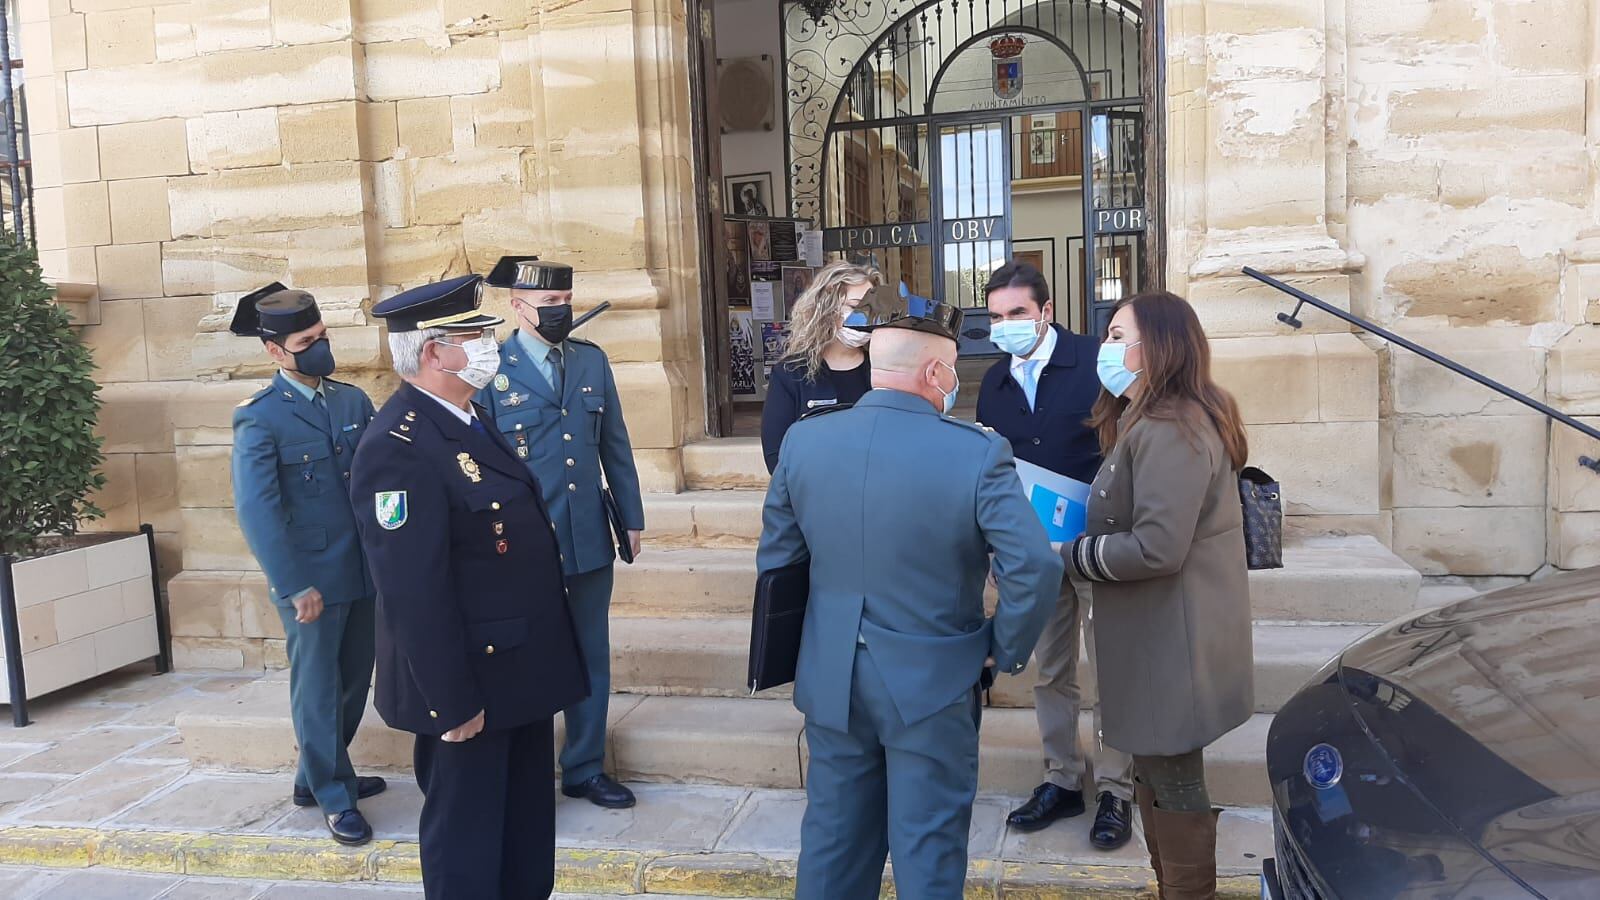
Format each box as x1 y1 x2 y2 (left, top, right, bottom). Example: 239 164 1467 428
1096 341 1142 397
988 317 1045 357
937 360 960 414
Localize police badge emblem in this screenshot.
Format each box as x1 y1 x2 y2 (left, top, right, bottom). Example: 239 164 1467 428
375 491 408 530
457 452 482 483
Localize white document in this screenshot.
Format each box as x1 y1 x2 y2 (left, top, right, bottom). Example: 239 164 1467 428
801 228 825 267
752 282 776 320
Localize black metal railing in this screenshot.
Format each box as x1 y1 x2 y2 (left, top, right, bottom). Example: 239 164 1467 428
1246 267 1600 476
0 1 33 246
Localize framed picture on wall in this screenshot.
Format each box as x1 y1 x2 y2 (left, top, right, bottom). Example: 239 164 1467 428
723 220 751 303
726 173 774 217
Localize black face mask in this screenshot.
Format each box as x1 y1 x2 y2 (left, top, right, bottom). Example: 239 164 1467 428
286 337 336 378
533 304 574 345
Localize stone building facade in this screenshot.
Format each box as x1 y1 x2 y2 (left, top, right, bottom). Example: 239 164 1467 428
18 0 1600 668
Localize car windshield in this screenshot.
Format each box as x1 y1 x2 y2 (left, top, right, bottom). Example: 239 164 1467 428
1338 567 1600 798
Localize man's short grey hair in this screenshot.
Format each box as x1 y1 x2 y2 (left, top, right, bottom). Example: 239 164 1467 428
388 327 449 378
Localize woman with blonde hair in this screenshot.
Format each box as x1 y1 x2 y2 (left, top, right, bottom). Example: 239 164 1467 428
759 262 880 472
1065 291 1254 899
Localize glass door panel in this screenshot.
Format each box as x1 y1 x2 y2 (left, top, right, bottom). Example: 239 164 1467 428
937 121 1009 310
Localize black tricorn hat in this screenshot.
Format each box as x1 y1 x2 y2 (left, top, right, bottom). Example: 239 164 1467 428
229 282 321 338
842 286 961 343
486 255 540 288
487 256 573 292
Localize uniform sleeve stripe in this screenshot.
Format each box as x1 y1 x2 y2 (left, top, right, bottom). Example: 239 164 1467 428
1072 535 1114 583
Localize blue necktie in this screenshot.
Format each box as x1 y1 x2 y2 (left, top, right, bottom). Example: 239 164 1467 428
1021 360 1041 410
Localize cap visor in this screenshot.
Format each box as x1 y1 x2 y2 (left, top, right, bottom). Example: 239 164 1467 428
434 312 505 331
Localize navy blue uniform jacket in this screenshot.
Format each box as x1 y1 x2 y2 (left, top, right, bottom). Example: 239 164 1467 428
350 382 589 737
975 325 1105 485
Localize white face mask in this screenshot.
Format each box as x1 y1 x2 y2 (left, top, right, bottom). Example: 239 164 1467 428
936 360 960 414
835 325 871 349
433 334 500 390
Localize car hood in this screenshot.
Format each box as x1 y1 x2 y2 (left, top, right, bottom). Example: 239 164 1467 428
1336 567 1600 896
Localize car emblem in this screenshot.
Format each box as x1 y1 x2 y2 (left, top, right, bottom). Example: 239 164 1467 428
1304 743 1343 790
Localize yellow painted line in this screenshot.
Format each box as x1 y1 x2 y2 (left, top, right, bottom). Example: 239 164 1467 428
0 825 1257 897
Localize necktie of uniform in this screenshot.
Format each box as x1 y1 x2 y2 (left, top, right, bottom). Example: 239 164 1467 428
312 391 334 434
549 344 565 396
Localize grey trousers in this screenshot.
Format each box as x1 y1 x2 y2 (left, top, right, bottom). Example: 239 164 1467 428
797 646 981 900
1034 572 1134 801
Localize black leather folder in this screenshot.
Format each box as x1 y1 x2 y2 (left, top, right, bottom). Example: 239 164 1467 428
747 560 810 693
602 487 634 565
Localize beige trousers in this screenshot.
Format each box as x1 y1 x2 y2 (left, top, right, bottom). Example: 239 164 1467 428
1033 571 1134 800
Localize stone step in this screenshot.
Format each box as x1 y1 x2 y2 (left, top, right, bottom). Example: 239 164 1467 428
175 679 1274 805
682 438 768 490
612 617 1369 714
615 535 1421 623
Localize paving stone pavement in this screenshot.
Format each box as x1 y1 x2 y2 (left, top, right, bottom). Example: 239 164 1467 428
0 665 1272 896
0 866 736 900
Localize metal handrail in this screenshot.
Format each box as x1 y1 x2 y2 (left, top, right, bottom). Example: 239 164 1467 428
1243 267 1600 476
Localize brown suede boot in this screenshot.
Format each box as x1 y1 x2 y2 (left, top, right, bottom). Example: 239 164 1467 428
1148 805 1221 900
1134 782 1164 896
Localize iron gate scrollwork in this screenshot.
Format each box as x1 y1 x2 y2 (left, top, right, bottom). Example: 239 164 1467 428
782 0 1148 334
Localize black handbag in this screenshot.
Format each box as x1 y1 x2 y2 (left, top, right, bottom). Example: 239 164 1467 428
1238 467 1283 570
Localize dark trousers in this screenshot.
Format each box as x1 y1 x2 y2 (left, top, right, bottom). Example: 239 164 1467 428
277 594 376 814
414 718 557 900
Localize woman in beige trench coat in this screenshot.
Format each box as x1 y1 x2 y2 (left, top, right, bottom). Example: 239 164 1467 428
1064 292 1253 900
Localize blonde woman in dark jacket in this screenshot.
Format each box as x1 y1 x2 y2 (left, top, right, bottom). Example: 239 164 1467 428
1065 291 1254 900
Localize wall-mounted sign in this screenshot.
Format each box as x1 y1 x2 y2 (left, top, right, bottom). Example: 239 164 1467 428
824 222 932 251
1094 207 1147 234
824 216 1011 250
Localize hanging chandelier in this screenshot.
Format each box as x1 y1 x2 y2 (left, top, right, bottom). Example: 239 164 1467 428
797 0 841 23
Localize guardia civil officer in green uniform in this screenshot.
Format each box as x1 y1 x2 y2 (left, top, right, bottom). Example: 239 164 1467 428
478 256 646 809
757 295 1061 898
229 283 384 846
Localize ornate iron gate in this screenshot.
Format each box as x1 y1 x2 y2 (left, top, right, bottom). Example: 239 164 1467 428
783 0 1147 338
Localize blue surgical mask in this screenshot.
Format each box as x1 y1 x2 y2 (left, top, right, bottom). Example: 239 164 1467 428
989 318 1045 357
937 360 960 414
1096 341 1141 397
289 337 335 378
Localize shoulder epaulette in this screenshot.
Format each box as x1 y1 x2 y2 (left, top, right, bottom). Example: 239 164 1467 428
939 416 993 437
235 386 272 409
566 336 602 351
798 402 853 422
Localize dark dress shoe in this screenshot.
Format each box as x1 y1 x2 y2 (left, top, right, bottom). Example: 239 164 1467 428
1006 782 1086 833
1090 791 1134 849
294 775 388 808
561 774 637 809
326 809 373 846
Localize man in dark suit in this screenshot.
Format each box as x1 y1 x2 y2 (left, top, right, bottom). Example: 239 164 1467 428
975 261 1134 849
350 274 589 900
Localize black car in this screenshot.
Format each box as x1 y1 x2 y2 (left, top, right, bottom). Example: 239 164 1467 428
1263 567 1600 900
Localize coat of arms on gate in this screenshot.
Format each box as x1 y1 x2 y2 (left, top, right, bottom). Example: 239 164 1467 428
991 35 1025 100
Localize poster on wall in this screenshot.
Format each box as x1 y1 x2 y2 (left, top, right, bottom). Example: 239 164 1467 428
762 321 791 375
770 221 799 262
750 260 781 282
782 266 814 306
748 221 773 261
752 282 777 321
730 311 758 396
723 220 750 303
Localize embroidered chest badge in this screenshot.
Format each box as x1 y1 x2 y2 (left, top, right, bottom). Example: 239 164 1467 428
375 491 408 530
493 374 510 392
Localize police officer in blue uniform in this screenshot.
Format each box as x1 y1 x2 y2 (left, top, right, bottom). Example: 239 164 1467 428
479 256 645 810
351 274 589 899
757 297 1061 899
229 283 384 846
976 261 1134 848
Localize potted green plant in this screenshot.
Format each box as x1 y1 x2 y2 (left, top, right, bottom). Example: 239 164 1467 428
0 240 170 727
